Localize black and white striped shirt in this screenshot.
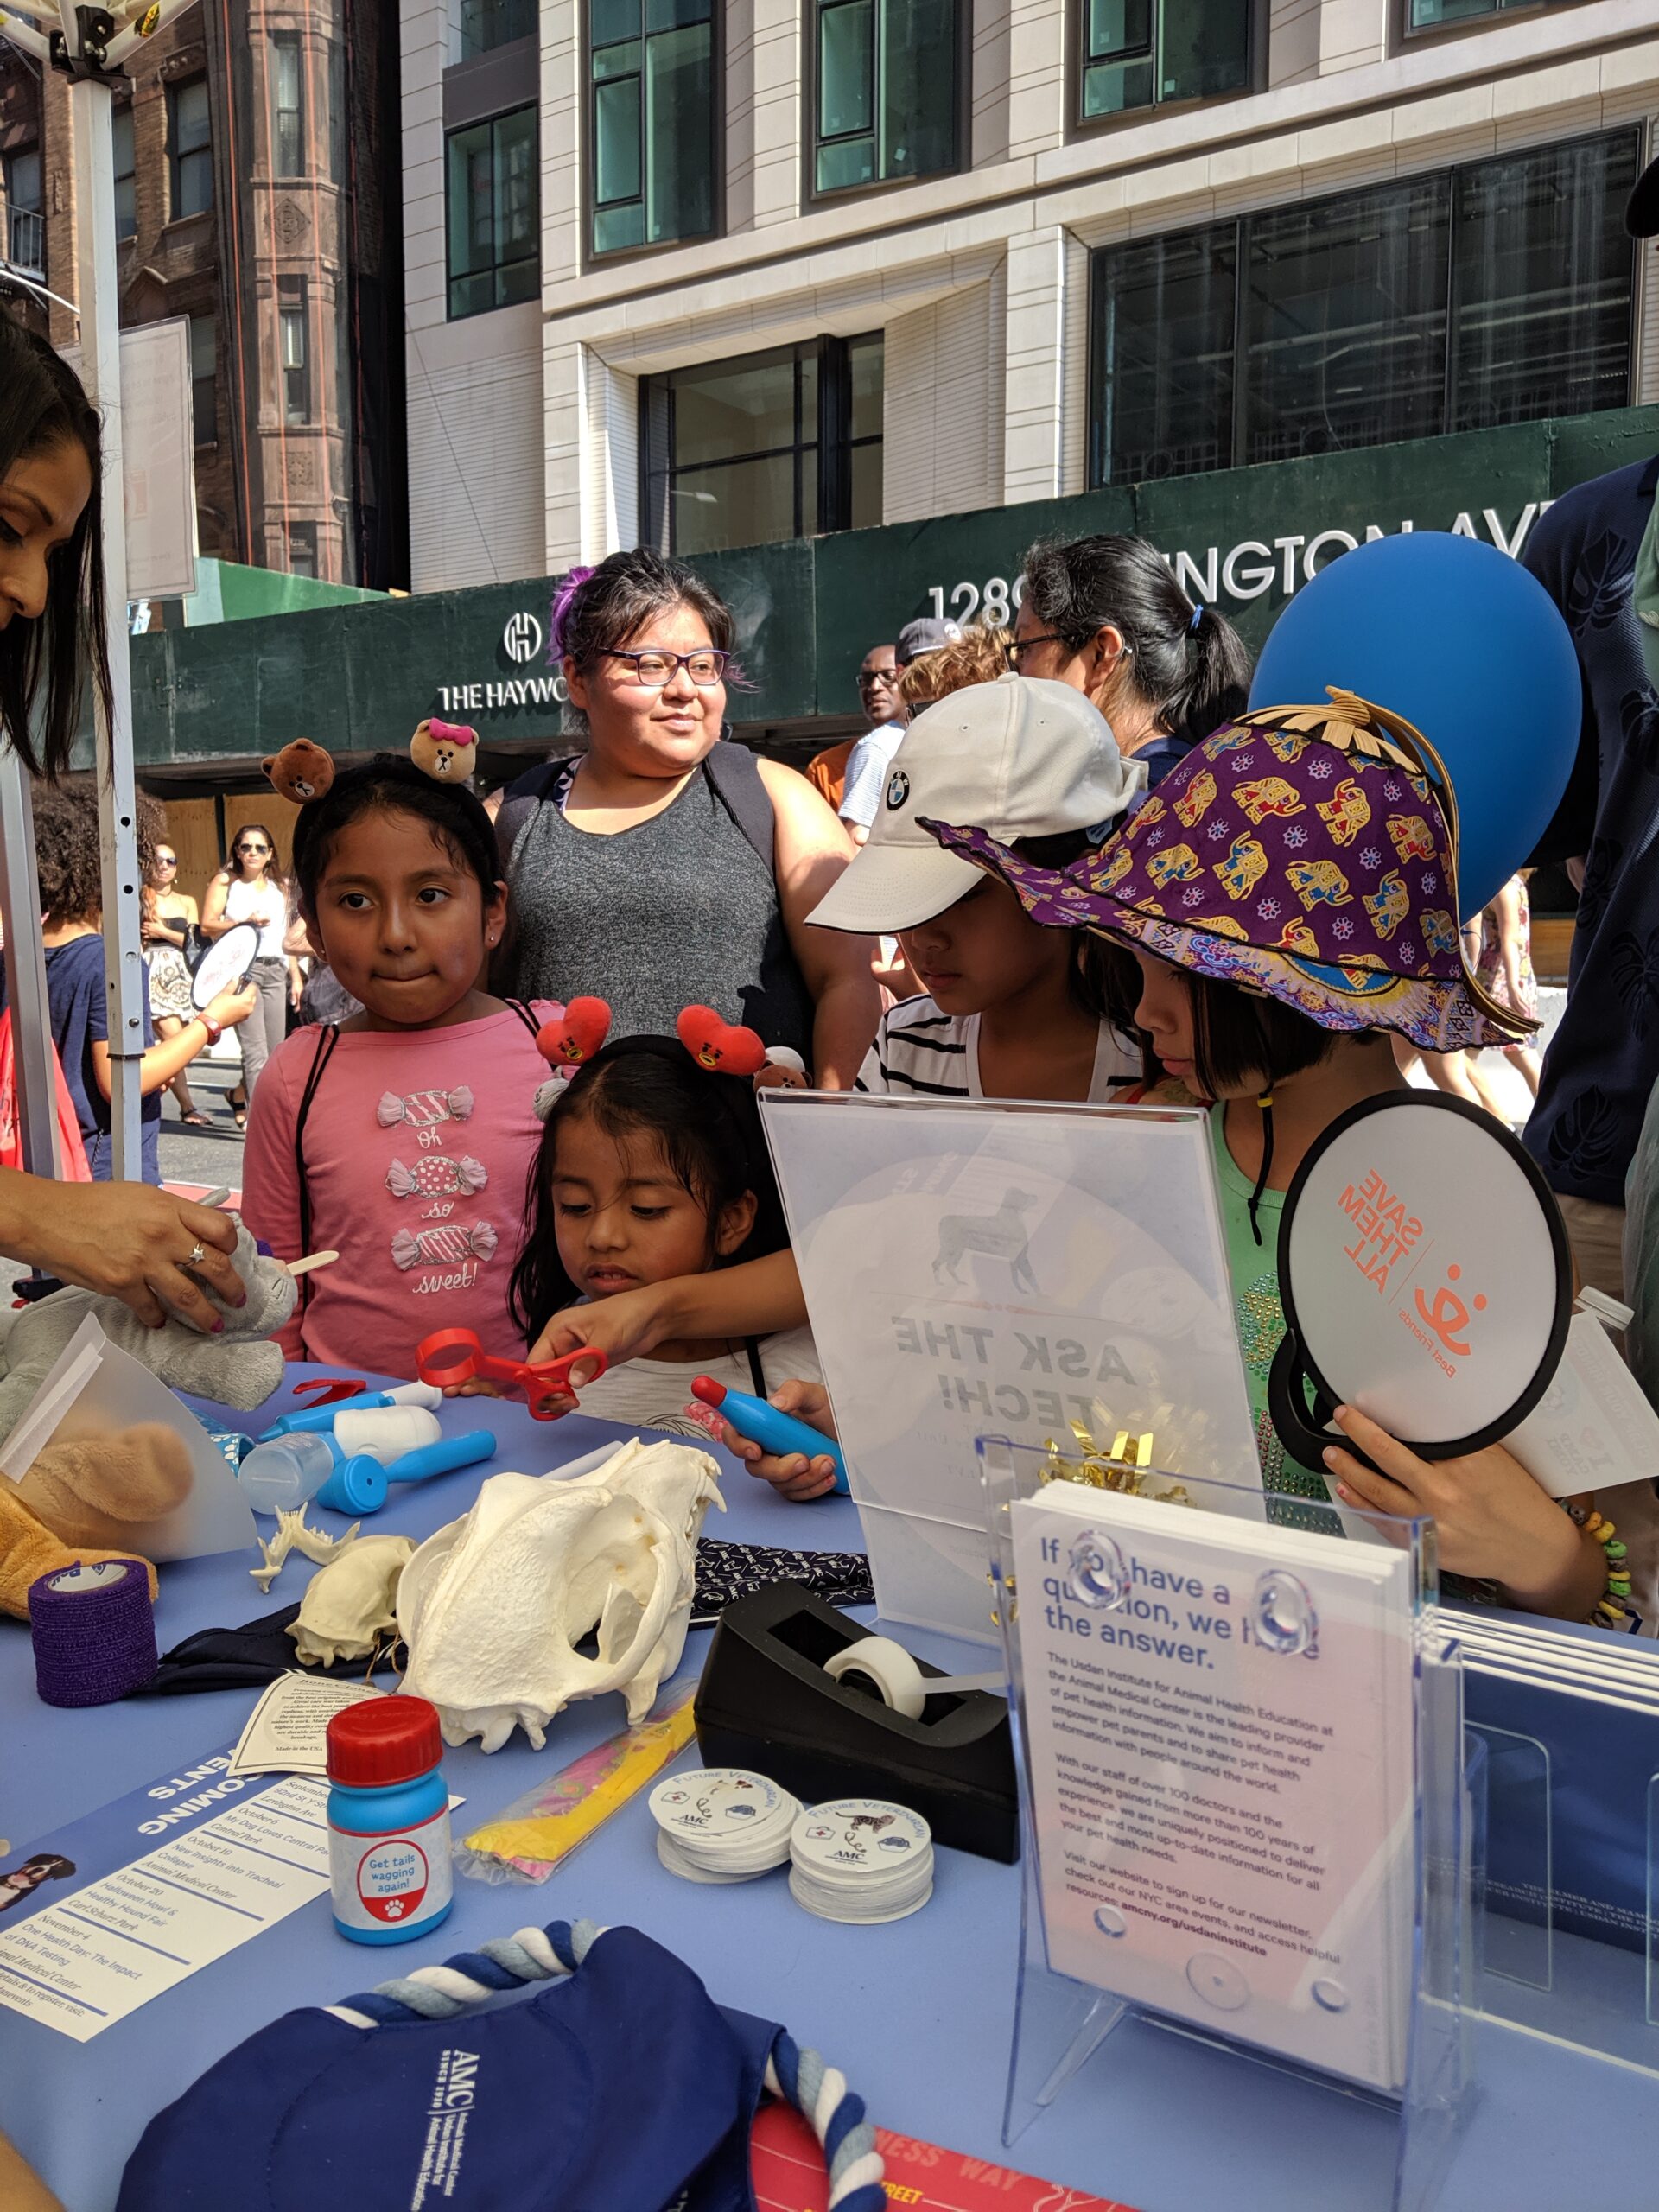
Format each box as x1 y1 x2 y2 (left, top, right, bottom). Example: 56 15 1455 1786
855 994 1140 1099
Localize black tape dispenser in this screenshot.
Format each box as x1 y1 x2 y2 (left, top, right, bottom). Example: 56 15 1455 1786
693 1583 1019 1862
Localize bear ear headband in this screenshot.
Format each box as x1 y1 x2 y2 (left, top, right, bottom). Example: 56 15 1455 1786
531 999 787 1121
263 720 481 806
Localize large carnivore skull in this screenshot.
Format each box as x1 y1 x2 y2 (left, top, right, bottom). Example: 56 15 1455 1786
397 1438 722 1751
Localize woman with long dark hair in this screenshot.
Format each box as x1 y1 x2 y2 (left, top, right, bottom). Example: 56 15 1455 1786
200 819 294 1121
494 547 879 1085
0 315 244 1329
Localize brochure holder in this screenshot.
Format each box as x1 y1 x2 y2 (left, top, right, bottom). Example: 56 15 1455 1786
980 1439 1478 2212
1460 1620 1659 2077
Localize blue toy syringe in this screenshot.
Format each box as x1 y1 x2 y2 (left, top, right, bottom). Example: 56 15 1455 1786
238 1423 496 1516
690 1376 848 1495
260 1380 442 1440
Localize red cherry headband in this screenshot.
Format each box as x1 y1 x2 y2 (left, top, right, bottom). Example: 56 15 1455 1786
537 998 769 1079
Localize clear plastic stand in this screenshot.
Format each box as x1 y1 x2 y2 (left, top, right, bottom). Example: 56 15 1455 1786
980 1438 1480 2212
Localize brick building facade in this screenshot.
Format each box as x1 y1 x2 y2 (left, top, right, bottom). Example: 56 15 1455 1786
0 0 406 589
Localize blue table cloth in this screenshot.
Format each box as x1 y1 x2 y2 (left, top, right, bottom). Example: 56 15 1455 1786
0 1370 1652 2211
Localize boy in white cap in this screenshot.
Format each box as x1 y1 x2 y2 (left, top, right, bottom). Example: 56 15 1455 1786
810 674 1146 1101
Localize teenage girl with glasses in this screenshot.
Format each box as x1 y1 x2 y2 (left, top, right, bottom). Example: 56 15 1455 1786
493 546 880 1086
200 821 294 1123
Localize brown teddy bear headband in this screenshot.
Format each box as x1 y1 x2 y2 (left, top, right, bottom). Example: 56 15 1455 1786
262 720 480 804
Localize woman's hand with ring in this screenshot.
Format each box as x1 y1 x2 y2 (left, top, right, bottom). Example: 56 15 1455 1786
0 1179 246 1330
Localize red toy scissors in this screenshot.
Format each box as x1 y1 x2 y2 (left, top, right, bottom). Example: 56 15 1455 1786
414 1328 607 1418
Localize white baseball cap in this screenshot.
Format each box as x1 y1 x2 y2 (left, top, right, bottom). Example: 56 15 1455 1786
809 674 1147 933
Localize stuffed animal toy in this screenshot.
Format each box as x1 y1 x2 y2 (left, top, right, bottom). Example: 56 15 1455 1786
0 1426 194 1618
410 718 479 783
0 1223 297 1440
263 738 334 805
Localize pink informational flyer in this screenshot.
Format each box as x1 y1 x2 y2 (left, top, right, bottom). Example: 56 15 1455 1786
1009 1484 1416 2093
751 2101 1139 2211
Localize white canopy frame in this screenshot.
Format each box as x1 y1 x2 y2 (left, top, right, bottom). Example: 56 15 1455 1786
0 0 167 1182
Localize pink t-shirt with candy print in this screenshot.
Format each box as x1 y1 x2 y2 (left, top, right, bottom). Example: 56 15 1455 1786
241 1001 555 1376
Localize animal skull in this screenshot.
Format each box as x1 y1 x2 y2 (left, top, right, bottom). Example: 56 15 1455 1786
289 1533 415 1668
398 1437 722 1751
251 1505 361 1592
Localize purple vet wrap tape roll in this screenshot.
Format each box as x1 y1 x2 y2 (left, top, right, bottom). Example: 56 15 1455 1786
29 1559 159 1707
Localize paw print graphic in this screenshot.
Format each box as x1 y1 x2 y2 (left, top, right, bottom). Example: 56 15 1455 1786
1332 916 1355 940
1304 756 1334 781
1257 898 1281 920
1359 847 1382 871
1283 826 1308 849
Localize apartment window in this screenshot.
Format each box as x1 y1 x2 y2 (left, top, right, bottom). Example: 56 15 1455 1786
641 334 884 555
446 105 538 316
459 0 536 58
113 107 137 239
287 523 318 577
1088 129 1638 488
588 0 715 258
813 0 957 195
272 34 304 177
1407 0 1554 29
279 279 309 425
3 147 42 275
168 78 213 219
188 313 218 445
1079 0 1251 124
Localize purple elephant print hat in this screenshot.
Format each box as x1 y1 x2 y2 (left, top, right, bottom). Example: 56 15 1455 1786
923 689 1533 1055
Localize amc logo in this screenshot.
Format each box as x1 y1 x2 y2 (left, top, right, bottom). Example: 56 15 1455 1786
502 612 543 664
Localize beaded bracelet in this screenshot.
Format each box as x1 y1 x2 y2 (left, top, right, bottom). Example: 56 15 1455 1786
1566 1503 1634 1630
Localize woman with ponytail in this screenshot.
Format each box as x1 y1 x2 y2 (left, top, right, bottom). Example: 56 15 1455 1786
1009 533 1252 785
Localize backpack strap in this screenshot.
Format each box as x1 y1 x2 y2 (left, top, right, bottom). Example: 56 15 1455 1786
493 758 571 871
701 739 776 874
293 1022 340 1325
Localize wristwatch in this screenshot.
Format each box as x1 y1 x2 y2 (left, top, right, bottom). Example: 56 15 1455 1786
198 1013 223 1045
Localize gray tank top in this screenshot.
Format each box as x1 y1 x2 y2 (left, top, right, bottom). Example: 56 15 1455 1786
505 760 814 1055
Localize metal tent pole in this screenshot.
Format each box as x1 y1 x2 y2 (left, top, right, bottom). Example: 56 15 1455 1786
0 754 62 1178
67 59 144 1181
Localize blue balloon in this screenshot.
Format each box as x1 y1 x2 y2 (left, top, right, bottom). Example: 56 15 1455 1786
1249 532 1581 918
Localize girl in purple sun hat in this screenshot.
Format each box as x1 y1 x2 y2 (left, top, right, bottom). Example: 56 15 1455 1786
923 690 1610 1625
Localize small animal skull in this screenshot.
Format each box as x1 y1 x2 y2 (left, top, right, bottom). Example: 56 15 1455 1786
289 1533 415 1667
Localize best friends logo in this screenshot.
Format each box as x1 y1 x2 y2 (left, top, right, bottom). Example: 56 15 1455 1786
1336 1169 1485 1380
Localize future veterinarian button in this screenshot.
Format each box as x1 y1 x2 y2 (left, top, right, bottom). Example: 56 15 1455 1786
788 1797 934 1924
1185 1952 1250 2011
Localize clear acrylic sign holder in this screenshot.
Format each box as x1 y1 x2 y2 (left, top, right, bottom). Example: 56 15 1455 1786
980 1438 1478 2212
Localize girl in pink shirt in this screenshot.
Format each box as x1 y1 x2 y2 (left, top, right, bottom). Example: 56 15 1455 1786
241 756 553 1377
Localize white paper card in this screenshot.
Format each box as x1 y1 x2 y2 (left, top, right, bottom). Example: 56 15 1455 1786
228 1674 386 1777
761 1094 1262 1642
1011 1483 1415 2091
1507 1309 1659 1499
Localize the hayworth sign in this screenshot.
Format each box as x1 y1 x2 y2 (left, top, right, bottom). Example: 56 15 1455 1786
128 404 1656 769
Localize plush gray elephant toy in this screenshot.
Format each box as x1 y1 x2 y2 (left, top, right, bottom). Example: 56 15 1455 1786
0 1222 299 1440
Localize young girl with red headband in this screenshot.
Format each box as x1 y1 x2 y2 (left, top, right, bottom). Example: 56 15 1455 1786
498 1003 823 1441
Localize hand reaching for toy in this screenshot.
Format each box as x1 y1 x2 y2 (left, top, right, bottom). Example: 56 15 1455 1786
1323 1404 1604 1618
520 1300 649 1417
0 1174 246 1332
717 1380 840 1503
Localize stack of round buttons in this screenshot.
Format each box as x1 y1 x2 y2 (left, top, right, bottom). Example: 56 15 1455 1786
649 1768 801 1884
788 1797 934 1923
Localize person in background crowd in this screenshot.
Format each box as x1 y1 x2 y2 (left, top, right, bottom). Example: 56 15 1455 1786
200 822 294 1124
806 639 903 808
1519 151 1659 1318
35 780 255 1181
1009 534 1251 782
837 617 964 846
494 549 879 1084
140 837 213 1128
